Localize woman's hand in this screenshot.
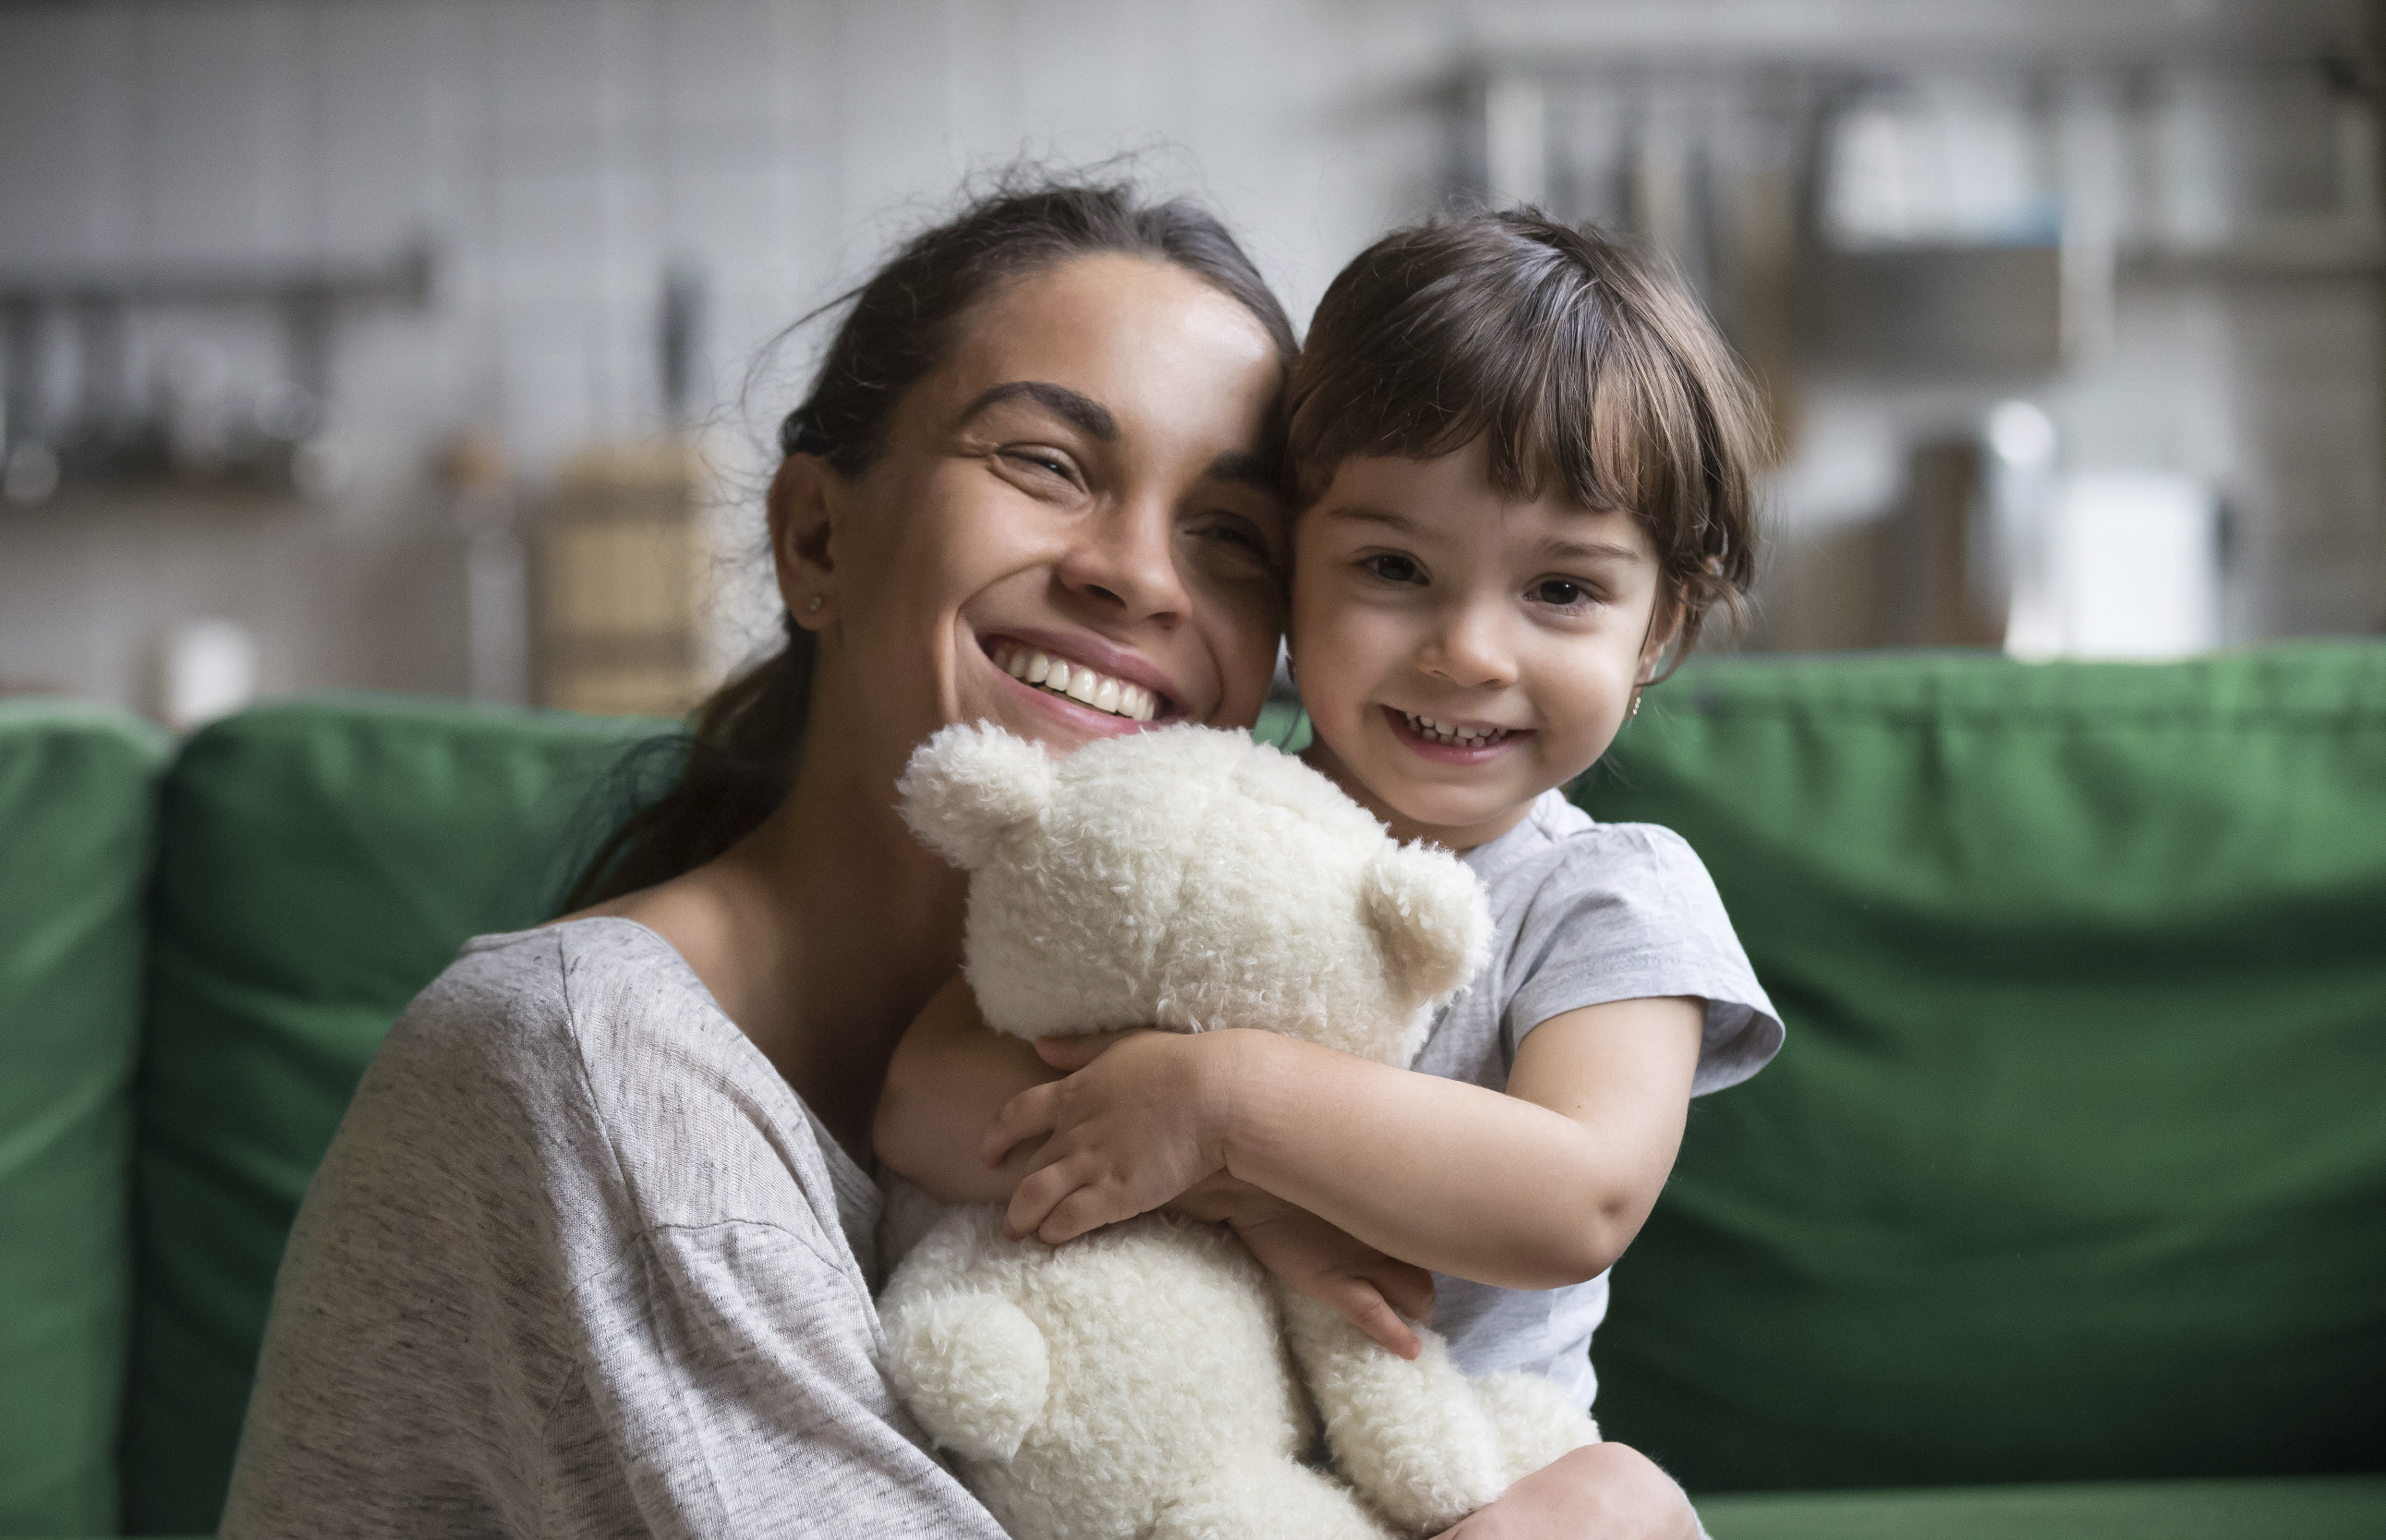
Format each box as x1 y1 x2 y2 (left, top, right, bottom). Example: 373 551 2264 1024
1203 1177 1435 1359
982 1030 1244 1244
1430 1443 1699 1540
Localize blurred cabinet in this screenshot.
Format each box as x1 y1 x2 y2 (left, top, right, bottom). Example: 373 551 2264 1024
536 440 710 719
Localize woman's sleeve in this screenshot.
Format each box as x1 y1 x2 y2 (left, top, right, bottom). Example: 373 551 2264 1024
1503 824 1785 1096
557 1217 1006 1539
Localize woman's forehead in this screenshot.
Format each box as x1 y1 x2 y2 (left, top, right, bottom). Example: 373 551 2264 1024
926 255 1282 437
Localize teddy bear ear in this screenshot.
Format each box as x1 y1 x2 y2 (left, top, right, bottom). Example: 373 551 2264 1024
895 722 1056 870
1362 842 1493 1009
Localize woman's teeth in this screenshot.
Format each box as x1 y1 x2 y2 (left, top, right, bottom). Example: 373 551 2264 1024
1401 710 1514 747
994 644 1160 721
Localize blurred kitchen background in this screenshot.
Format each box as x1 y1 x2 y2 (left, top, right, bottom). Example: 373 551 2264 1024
3 0 2382 725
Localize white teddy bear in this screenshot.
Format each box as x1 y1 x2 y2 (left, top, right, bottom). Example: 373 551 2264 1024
880 721 1597 1540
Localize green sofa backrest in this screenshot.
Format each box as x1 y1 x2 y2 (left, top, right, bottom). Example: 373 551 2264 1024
35 649 2381 1530
1578 644 2386 1493
120 697 671 1535
0 702 167 1538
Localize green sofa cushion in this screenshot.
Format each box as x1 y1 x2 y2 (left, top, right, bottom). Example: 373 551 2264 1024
1579 645 2386 1493
0 702 167 1539
121 697 671 1535
1701 1473 2386 1539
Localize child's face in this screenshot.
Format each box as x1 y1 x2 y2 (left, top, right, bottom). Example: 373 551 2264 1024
1289 439 1677 850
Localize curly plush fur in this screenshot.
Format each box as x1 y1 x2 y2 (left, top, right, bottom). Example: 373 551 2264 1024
883 723 1596 1538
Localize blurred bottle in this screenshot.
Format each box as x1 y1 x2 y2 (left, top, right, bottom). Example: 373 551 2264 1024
161 618 256 731
1986 402 2062 660
442 431 531 707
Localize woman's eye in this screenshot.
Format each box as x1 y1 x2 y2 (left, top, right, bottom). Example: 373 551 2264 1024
1207 522 1271 556
1363 553 1422 584
1001 448 1075 481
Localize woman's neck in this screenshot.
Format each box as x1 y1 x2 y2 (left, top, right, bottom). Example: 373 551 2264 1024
609 751 966 1162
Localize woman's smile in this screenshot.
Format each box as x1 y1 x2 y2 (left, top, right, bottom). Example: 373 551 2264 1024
981 631 1181 730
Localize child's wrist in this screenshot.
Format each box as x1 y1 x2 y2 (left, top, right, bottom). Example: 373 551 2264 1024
1193 1028 1269 1180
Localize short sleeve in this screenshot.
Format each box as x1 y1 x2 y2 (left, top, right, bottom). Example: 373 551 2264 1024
1501 824 1784 1096
560 1219 1001 1539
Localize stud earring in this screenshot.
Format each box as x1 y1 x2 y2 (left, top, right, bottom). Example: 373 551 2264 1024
805 596 823 614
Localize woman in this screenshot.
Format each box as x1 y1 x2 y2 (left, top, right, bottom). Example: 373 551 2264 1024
222 181 1697 1538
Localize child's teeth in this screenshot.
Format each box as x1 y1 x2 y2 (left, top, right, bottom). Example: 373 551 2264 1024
1403 708 1508 746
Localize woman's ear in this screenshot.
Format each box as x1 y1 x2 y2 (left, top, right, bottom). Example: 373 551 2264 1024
770 454 841 629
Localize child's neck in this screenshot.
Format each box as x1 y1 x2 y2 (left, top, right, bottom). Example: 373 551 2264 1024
1298 740 1541 854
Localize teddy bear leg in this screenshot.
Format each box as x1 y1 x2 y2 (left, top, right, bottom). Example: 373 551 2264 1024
1149 1452 1395 1540
880 1287 1049 1462
1472 1370 1600 1487
1277 1288 1510 1536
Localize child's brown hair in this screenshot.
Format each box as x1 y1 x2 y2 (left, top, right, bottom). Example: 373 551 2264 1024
1287 209 1763 665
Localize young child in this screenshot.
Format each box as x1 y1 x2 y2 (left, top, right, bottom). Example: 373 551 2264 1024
875 210 1783 1417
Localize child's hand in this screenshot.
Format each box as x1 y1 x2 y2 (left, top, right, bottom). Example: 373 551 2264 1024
981 1029 1242 1244
1223 1187 1434 1360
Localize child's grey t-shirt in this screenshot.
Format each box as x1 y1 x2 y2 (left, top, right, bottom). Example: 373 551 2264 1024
1411 788 1783 1409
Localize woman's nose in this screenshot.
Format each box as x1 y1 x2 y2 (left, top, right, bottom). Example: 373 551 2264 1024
1055 496 1190 624
1422 602 1517 689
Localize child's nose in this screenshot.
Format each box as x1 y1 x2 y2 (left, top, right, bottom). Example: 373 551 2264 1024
1421 603 1517 689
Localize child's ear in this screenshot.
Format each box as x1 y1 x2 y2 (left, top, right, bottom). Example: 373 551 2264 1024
1362 843 1492 1008
1640 580 1689 682
896 724 1056 870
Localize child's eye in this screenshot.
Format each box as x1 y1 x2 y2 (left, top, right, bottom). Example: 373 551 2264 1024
1531 578 1594 608
1363 553 1423 584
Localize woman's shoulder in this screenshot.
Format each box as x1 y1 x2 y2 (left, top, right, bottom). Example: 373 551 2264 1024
394 916 719 1083
372 916 854 1243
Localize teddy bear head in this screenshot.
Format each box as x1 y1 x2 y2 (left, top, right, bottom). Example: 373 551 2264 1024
897 721 1490 1068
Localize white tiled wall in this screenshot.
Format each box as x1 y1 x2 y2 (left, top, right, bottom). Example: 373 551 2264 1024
1 0 2378 714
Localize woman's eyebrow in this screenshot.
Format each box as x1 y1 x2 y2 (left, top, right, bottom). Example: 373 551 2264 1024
951 381 1118 440
1205 450 1278 491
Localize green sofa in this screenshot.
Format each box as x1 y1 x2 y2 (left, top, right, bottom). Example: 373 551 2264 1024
3 648 2381 1538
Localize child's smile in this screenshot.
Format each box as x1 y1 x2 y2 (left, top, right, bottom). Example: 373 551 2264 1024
1290 440 1676 851
1385 706 1528 758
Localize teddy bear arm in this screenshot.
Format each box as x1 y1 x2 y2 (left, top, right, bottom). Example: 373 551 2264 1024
878 1207 1050 1464
881 1280 1049 1463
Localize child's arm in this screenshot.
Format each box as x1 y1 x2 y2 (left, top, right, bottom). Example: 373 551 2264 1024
987 996 1703 1291
873 979 1438 1356
873 976 1059 1205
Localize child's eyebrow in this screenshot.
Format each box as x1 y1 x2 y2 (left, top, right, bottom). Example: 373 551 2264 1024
1323 505 1412 530
951 381 1119 441
1544 538 1644 564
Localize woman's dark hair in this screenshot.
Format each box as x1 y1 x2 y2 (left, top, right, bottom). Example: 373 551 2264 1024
563 178 1296 911
1286 208 1763 670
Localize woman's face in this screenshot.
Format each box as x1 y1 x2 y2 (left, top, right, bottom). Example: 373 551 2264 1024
781 253 1287 781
